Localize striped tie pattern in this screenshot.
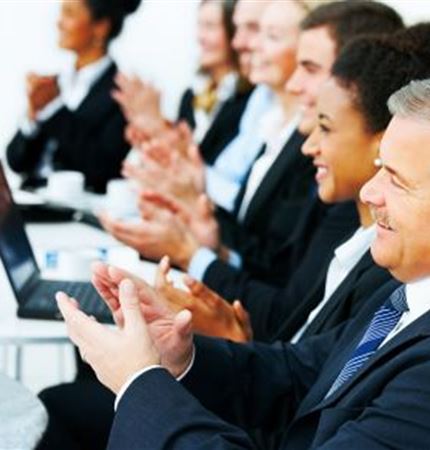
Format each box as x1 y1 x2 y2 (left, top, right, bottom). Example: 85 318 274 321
326 285 408 398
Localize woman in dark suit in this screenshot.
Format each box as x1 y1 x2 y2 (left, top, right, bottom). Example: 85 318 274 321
6 0 141 193
177 0 252 164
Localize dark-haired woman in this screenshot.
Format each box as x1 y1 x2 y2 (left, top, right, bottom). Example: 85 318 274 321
178 0 253 164
6 0 141 193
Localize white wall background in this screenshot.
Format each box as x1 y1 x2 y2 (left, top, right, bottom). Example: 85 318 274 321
0 0 429 157
0 0 200 158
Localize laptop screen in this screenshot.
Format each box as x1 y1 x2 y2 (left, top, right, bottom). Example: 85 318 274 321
0 166 38 294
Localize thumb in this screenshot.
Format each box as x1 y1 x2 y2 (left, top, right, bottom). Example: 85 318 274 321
173 309 193 340
119 279 144 332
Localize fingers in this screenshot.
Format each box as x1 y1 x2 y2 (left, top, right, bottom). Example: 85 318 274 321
232 300 253 342
118 279 143 332
56 292 106 347
155 255 172 289
173 309 193 339
140 190 181 215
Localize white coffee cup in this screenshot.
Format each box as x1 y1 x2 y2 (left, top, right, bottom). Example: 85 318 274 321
55 248 100 281
47 171 84 202
105 179 138 219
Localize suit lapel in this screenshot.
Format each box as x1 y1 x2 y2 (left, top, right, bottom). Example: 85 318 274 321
76 63 116 115
232 144 267 216
242 129 305 226
303 251 375 338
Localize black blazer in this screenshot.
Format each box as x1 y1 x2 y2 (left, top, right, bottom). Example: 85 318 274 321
178 86 252 165
6 63 129 193
204 201 360 324
107 280 430 450
272 251 391 342
214 129 316 285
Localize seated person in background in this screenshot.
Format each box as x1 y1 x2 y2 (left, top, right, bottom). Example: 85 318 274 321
115 0 253 168
6 0 140 193
96 26 429 347
116 0 275 213
36 30 430 450
101 1 403 288
109 0 316 286
57 77 430 448
155 28 430 345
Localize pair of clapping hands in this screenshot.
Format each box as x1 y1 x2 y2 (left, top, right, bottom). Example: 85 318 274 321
56 257 251 395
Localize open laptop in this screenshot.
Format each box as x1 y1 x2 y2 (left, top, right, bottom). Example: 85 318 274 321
0 165 112 323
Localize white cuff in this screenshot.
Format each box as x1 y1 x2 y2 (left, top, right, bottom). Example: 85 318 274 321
227 249 242 269
114 365 162 411
188 247 218 281
36 96 64 122
114 347 196 411
20 116 39 137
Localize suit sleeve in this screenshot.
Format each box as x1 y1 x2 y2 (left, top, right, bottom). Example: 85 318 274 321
108 330 343 450
107 368 254 450
7 130 50 174
314 361 430 449
6 102 129 192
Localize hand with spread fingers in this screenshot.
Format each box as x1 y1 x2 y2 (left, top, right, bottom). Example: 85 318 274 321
112 73 163 127
123 138 205 210
155 256 252 343
141 137 205 193
65 265 196 385
56 279 160 394
139 190 220 251
98 203 200 270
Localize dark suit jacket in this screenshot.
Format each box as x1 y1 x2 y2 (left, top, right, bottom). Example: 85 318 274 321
204 201 360 328
178 86 252 165
214 130 316 285
107 280 430 449
7 63 129 193
272 251 392 342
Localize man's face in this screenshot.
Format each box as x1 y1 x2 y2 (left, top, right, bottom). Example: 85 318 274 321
360 115 430 282
286 26 336 135
231 0 270 78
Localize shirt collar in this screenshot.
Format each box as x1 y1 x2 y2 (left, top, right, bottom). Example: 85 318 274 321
405 277 430 318
60 55 112 92
334 224 376 269
191 71 238 101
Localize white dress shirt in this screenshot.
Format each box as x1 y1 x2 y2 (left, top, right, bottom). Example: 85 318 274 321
191 72 238 144
380 277 430 347
205 84 275 211
237 107 301 222
291 225 376 343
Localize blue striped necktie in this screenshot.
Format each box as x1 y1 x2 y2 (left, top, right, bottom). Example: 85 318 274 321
326 285 408 398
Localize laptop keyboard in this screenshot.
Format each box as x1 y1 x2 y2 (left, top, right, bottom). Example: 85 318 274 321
28 280 110 319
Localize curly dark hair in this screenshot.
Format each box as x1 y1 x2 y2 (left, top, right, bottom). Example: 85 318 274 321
301 1 404 54
85 0 142 43
331 31 430 133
